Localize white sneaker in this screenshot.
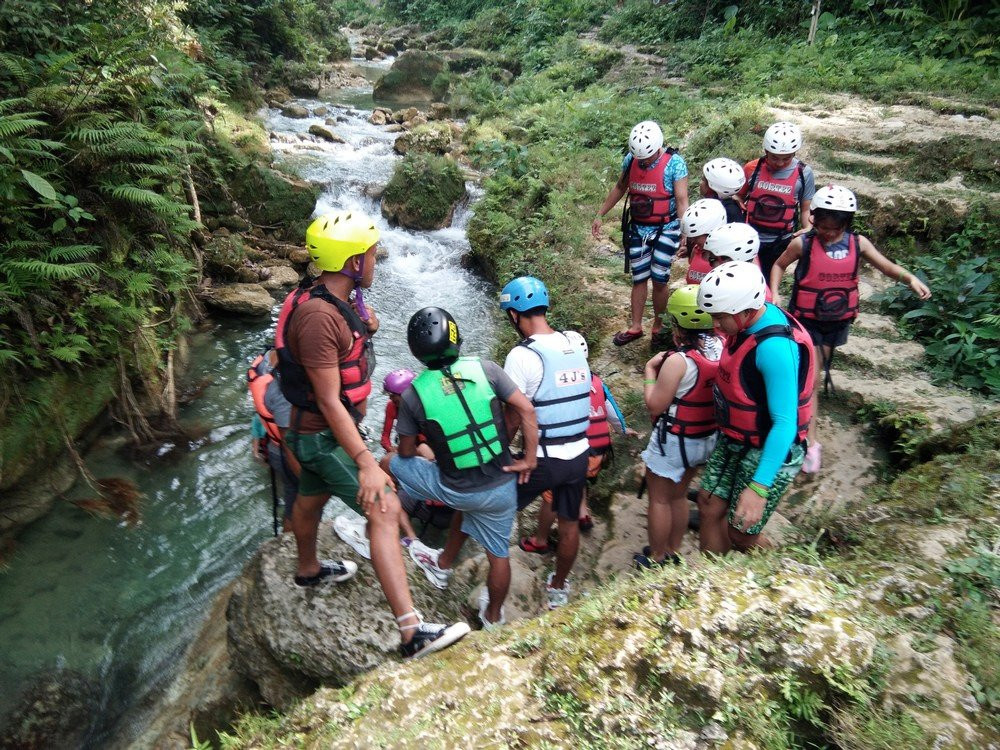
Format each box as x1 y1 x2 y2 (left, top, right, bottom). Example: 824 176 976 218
802 442 823 474
545 572 570 610
477 586 506 630
333 514 371 560
408 539 452 589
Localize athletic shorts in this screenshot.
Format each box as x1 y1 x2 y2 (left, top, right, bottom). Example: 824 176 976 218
798 317 851 349
285 429 362 513
516 452 588 521
626 225 679 285
390 455 516 558
642 431 717 483
699 434 804 536
541 452 606 504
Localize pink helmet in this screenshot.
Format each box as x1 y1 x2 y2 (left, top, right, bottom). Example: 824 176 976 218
383 368 416 395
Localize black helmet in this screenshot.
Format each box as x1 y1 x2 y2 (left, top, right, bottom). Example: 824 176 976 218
407 307 462 368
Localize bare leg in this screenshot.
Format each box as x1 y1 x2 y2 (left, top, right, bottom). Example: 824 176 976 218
578 492 590 520
379 452 418 540
366 492 419 643
697 490 732 555
437 510 466 570
530 500 557 549
291 493 330 577
551 517 579 590
629 281 649 333
650 281 669 335
484 552 510 623
808 344 830 444
729 526 764 552
668 484 691 552
645 471 676 561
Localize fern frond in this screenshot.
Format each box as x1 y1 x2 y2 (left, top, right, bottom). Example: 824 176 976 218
2 259 101 280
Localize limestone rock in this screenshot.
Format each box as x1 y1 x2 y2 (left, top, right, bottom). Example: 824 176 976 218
308 124 345 144
0 669 99 749
429 102 450 120
202 284 275 317
373 50 449 103
313 105 328 117
381 152 466 230
369 109 388 126
392 122 452 156
280 104 310 119
836 334 925 374
363 46 379 61
260 265 301 290
226 529 470 708
391 106 419 124
288 247 312 265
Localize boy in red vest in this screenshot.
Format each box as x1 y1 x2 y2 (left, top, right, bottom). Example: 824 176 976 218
769 185 931 473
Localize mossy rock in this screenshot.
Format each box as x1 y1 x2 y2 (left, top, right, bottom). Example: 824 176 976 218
392 122 452 156
373 50 450 103
228 165 320 240
381 153 466 230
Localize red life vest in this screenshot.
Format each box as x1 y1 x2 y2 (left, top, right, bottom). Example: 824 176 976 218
275 279 374 418
713 306 814 448
247 353 284 446
587 373 611 453
686 244 712 284
627 150 676 225
790 231 860 322
743 158 806 234
660 346 719 438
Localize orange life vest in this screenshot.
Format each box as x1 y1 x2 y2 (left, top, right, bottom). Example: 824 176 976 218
247 353 284 446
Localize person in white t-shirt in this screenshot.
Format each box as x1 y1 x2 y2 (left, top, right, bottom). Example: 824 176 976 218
499 276 591 610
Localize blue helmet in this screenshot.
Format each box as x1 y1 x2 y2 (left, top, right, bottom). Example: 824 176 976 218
499 276 549 312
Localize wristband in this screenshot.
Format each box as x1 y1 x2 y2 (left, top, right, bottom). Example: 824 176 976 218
351 447 369 463
644 378 657 385
897 268 909 283
747 481 769 499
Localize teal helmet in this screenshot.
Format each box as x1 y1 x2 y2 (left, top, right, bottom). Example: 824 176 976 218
499 276 549 312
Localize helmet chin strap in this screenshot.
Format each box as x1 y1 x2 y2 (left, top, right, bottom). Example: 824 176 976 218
338 254 369 322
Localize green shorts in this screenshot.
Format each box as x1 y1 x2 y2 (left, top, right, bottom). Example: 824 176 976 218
700 435 805 536
285 429 361 513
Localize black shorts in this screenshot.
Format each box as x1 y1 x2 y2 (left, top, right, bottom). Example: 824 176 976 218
798 317 851 349
516 452 588 521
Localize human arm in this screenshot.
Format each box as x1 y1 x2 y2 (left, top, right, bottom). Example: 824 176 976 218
769 236 803 305
360 303 379 335
306 365 395 514
859 236 931 300
592 174 628 239
643 352 686 420
250 415 267 463
795 166 815 235
380 400 397 452
501 389 538 484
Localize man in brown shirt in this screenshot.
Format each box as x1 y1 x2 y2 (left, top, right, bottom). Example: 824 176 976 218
278 210 469 659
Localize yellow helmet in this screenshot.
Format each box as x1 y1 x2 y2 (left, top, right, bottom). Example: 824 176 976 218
667 284 713 330
305 211 380 273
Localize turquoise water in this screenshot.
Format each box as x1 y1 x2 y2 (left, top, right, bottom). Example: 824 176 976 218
0 78 494 747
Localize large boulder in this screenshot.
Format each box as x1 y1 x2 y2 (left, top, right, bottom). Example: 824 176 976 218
0 669 100 749
260 264 301 290
226 528 470 709
381 152 467 231
308 124 345 144
392 122 452 156
201 283 275 317
228 165 320 242
373 50 450 103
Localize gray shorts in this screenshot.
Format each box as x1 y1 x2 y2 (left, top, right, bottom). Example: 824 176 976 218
390 455 516 558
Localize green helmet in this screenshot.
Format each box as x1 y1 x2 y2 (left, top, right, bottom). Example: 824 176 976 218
667 285 713 330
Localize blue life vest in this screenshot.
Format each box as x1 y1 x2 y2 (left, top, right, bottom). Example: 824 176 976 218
518 335 591 449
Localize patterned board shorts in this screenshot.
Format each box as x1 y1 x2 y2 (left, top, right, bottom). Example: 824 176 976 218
626 225 680 284
700 434 805 535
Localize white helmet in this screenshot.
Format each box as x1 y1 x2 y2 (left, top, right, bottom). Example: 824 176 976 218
628 121 663 160
680 199 728 238
763 121 802 155
697 261 767 314
704 222 760 263
702 157 746 197
812 184 857 213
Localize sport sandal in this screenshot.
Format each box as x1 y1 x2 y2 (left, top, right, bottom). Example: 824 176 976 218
612 329 644 346
518 536 551 554
477 587 506 630
397 610 470 660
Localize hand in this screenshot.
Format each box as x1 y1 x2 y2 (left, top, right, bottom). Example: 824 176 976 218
591 217 603 239
910 277 931 300
730 487 766 534
793 227 809 237
625 428 640 438
675 238 690 259
358 304 379 334
357 461 395 516
644 351 668 376
503 456 537 485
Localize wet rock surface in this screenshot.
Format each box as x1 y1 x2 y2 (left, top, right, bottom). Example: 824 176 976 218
201 283 275 317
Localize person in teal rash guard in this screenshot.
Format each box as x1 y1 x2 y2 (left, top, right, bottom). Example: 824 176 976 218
694 261 815 553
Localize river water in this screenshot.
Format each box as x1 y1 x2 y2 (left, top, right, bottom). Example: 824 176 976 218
0 58 496 747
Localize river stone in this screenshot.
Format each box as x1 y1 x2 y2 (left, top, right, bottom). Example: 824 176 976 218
226 529 469 708
392 106 419 124
202 284 275 317
369 110 388 126
373 50 449 103
393 122 452 156
364 46 379 61
313 105 328 117
381 152 466 230
0 669 99 749
260 265 301 290
308 124 345 144
288 247 312 265
280 104 310 119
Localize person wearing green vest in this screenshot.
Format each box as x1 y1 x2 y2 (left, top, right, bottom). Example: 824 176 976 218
390 307 538 629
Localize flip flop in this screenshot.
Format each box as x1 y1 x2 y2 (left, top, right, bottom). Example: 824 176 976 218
612 329 644 346
518 536 550 554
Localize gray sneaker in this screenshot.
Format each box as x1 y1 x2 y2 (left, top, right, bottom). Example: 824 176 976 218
408 539 452 589
545 572 570 610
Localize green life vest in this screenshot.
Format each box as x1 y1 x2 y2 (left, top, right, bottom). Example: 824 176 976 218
411 357 504 471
